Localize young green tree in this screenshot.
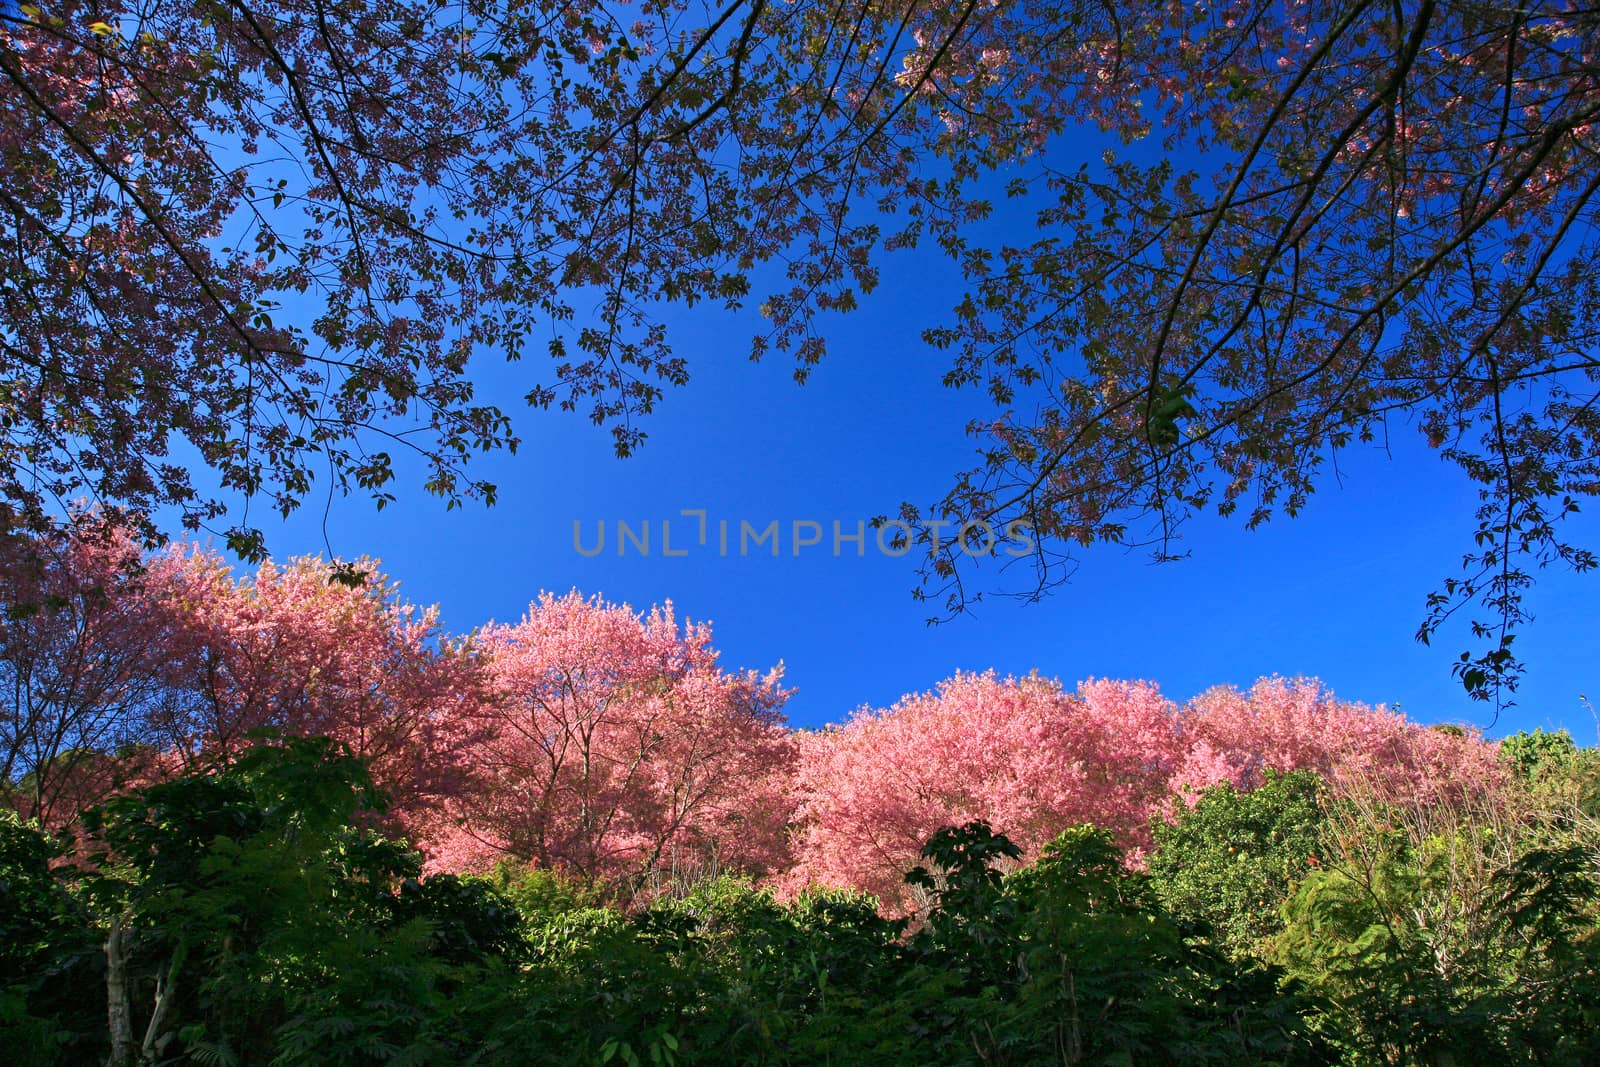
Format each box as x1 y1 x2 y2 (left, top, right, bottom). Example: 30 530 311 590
1148 769 1327 958
81 737 466 1065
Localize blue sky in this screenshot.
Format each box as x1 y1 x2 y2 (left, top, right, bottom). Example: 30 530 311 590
239 234 1599 742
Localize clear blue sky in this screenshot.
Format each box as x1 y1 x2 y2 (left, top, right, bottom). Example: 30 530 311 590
239 237 1598 743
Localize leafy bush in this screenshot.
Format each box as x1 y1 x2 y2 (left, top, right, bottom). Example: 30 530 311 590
896 821 1321 1065
1500 728 1600 814
1148 769 1327 956
0 811 102 1061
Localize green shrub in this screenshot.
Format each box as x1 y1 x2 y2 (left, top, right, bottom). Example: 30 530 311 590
1148 769 1327 957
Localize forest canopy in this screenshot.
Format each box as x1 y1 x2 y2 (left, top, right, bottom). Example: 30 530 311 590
3 0 1597 696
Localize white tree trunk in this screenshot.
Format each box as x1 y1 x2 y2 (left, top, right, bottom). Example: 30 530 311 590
105 913 135 1067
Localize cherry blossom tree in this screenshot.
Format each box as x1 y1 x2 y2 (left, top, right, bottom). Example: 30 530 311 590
788 671 1182 909
148 547 486 823
0 521 485 826
0 519 185 823
1171 677 1505 805
424 591 793 896
791 671 1503 910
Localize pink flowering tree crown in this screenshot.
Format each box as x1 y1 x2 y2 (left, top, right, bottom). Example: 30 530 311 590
147 547 487 827
787 671 1184 910
425 591 794 897
0 526 485 828
0 518 186 823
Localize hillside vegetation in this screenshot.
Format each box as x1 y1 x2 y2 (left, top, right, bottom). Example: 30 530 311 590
3 526 1598 1063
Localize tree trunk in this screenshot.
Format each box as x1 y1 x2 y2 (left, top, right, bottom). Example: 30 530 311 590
140 956 178 1064
106 913 135 1067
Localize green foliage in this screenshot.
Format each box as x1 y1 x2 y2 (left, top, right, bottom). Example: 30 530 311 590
452 876 910 1065
0 811 102 1062
1500 728 1600 813
904 819 1024 995
1149 770 1327 957
80 737 469 1065
1000 827 1199 1062
481 858 604 933
437 824 1323 1065
392 873 525 967
8 738 1599 1063
1502 727 1581 777
1274 795 1600 1065
894 822 1321 1065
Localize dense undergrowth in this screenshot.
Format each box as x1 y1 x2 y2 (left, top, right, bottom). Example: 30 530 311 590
4 729 1598 1066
